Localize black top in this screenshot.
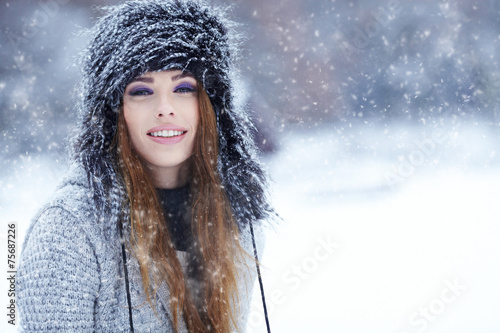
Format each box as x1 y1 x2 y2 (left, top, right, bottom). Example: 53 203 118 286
156 184 193 252
157 185 204 306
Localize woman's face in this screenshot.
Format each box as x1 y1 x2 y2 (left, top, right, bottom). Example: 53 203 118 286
123 70 199 188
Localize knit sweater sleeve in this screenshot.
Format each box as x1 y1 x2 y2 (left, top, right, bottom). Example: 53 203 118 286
17 206 100 332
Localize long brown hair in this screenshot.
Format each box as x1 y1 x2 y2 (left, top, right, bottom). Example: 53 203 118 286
114 82 247 332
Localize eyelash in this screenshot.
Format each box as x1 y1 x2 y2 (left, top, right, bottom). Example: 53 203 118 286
174 83 196 94
129 87 153 96
128 83 196 96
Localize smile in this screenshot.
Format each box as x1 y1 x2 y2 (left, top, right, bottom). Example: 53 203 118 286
148 130 186 138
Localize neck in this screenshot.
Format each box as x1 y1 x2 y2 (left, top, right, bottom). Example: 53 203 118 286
147 160 191 189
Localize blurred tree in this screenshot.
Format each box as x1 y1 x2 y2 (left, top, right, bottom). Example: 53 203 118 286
1 0 499 164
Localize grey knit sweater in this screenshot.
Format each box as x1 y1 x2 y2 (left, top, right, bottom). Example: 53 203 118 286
17 164 264 332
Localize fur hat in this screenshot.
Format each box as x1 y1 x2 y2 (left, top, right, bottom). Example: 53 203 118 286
73 0 274 227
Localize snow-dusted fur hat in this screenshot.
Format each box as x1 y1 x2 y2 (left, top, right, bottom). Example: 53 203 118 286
74 0 273 227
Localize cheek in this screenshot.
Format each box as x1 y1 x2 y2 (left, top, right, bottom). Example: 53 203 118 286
123 106 142 145
193 112 199 133
123 105 134 127
190 103 200 132
186 106 198 152
190 115 199 147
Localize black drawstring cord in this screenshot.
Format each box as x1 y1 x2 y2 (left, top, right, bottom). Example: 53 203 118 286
119 223 135 333
249 221 272 333
119 218 268 333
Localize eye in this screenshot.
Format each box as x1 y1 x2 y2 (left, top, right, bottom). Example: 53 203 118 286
174 83 197 94
129 87 154 96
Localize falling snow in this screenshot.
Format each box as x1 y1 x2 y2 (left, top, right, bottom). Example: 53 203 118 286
1 0 500 332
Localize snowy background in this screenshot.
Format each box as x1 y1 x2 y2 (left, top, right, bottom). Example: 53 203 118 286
1 0 500 332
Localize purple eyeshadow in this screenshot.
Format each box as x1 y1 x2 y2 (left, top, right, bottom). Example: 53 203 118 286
175 83 196 90
129 86 154 95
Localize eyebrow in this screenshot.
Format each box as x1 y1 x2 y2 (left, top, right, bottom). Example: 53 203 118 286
171 72 195 81
131 77 154 83
131 72 195 84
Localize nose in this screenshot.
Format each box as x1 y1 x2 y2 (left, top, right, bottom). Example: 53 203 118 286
156 110 174 118
156 95 175 118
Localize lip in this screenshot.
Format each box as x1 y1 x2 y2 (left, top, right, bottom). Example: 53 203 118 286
147 124 188 145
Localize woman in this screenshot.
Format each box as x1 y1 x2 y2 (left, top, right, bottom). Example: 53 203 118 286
17 0 274 332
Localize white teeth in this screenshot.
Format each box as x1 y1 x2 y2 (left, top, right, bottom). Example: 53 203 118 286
150 130 184 138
